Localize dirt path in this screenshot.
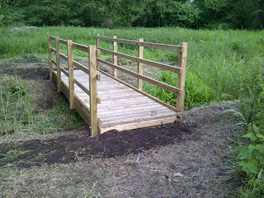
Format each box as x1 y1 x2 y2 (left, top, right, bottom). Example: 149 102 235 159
0 57 244 197
0 103 244 198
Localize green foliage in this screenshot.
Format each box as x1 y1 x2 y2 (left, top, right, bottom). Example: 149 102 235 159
0 76 85 136
237 75 264 197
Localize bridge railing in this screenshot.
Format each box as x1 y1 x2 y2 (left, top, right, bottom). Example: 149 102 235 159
47 35 100 136
94 35 187 116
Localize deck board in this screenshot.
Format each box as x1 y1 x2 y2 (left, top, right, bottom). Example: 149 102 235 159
55 69 178 133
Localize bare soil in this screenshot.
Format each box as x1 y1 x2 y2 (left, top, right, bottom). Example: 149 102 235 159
0 57 245 198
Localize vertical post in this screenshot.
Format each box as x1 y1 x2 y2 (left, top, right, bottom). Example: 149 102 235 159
176 42 188 120
96 34 101 69
137 38 144 90
89 45 99 136
67 40 74 109
55 37 61 91
47 35 52 80
113 36 118 78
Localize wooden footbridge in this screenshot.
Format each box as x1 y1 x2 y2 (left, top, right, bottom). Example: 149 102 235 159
47 35 187 136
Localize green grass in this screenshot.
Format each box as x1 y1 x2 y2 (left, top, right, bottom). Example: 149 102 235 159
0 75 84 136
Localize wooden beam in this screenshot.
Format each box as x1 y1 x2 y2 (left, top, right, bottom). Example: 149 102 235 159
73 60 89 74
176 42 188 119
59 39 67 45
89 45 99 136
72 42 89 52
47 35 52 80
97 47 181 73
97 58 179 93
55 37 61 91
96 34 101 69
137 38 144 90
94 35 183 52
67 40 75 109
113 36 118 78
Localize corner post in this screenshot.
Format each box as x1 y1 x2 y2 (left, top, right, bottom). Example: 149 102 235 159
55 37 61 91
137 38 144 90
47 35 52 80
96 34 101 69
89 45 99 136
67 40 74 109
113 36 118 78
176 42 188 119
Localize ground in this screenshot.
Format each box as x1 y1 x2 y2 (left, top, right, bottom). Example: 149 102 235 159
0 56 245 198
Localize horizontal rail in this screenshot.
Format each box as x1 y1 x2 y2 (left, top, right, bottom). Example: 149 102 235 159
50 36 55 41
98 47 181 73
51 59 56 65
61 67 68 77
97 58 179 93
72 42 89 52
59 39 67 45
59 52 68 61
74 78 90 96
73 60 89 74
50 47 56 53
95 35 183 52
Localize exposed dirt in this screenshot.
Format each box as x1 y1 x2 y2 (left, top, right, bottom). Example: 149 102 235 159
0 57 245 198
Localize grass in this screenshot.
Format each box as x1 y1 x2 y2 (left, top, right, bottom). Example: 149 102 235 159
0 75 85 136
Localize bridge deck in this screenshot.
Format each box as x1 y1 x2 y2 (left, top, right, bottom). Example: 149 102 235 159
53 69 178 134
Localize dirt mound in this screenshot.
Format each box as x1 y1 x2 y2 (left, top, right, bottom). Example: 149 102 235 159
0 122 191 168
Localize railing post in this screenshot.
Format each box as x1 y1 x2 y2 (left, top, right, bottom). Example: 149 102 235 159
67 40 74 109
96 34 101 69
137 38 144 90
47 35 52 80
113 36 118 78
55 37 61 91
89 45 99 136
176 42 188 119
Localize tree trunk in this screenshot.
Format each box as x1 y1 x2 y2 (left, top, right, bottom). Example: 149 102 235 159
90 7 94 27
104 12 108 28
60 18 65 26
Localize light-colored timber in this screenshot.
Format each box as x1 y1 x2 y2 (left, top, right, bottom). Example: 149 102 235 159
47 35 187 136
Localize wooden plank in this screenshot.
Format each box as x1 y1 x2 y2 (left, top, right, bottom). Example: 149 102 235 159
52 59 57 66
74 78 90 96
89 45 99 137
113 36 118 78
97 47 181 73
67 40 75 109
137 38 144 90
61 67 68 77
50 36 55 41
55 37 61 91
100 116 177 133
97 58 179 93
72 42 89 52
47 35 52 80
97 69 179 112
59 39 67 45
176 42 188 118
96 34 100 69
73 60 89 74
51 47 56 53
94 35 183 52
59 52 68 61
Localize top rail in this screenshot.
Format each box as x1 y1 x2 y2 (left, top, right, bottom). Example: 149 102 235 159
95 35 183 52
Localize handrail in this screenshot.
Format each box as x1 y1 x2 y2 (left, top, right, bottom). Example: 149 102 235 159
97 47 181 73
47 35 100 136
97 58 179 93
94 35 183 52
